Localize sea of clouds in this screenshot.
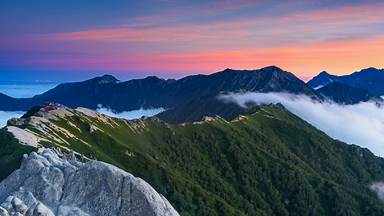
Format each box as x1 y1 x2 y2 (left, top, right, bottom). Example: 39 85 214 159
0 83 57 127
370 182 384 201
0 106 166 128
219 92 384 157
96 106 165 120
0 111 24 127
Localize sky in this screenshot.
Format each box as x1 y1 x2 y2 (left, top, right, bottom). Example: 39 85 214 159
0 83 58 98
1 0 384 82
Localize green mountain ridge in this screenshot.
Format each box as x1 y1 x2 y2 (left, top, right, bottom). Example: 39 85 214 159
2 104 384 215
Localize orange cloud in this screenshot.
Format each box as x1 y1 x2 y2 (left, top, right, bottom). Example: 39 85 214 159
40 24 252 45
41 3 384 43
290 3 384 22
21 2 384 79
24 36 384 79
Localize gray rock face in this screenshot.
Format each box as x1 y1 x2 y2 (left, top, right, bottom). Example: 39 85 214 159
0 149 179 216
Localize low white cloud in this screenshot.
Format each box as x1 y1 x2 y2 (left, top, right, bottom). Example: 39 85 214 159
0 111 24 127
370 182 384 201
96 106 165 120
219 92 384 157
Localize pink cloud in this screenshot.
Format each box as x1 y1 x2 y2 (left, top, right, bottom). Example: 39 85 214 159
35 2 384 58
20 36 384 78
290 3 384 22
3 2 384 79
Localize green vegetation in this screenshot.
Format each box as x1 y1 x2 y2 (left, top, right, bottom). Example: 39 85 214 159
3 105 384 215
21 105 43 119
0 129 35 180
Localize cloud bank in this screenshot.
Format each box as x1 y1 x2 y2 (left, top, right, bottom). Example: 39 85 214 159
219 92 384 157
96 106 165 120
0 111 24 127
370 182 384 201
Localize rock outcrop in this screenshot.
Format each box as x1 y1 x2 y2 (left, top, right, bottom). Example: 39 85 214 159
0 149 179 216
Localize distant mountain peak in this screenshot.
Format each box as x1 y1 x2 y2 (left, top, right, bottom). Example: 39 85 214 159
221 66 283 73
316 81 382 104
318 71 331 76
358 67 382 74
94 74 119 84
362 67 380 71
143 75 162 81
307 71 336 89
261 65 283 71
309 67 384 95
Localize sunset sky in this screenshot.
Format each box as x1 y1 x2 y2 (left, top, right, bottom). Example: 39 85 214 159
1 0 384 82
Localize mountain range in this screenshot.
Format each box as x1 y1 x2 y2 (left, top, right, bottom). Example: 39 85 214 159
308 67 384 95
2 66 384 124
1 66 384 215
316 82 383 104
0 66 317 113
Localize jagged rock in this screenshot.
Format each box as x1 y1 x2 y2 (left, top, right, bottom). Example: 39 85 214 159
0 149 179 216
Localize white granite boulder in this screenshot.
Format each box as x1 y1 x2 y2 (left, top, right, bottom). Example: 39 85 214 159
0 149 179 216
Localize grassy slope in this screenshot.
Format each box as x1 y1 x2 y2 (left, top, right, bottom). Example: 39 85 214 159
3 106 384 215
0 129 35 180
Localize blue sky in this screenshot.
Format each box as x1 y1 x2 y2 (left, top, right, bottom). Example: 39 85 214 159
1 0 384 82
0 83 57 98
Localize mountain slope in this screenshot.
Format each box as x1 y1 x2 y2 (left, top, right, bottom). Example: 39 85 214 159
3 104 384 215
316 82 383 104
156 94 252 123
0 128 34 180
308 67 384 95
0 94 16 110
0 93 30 111
307 71 337 89
0 66 317 112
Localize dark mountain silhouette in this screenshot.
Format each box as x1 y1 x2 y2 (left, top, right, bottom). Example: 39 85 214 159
0 66 317 112
316 82 383 104
308 67 384 95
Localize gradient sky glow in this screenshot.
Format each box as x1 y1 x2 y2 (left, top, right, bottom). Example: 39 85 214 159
1 0 384 82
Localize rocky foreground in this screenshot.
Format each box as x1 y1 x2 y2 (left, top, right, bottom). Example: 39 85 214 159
0 149 179 216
